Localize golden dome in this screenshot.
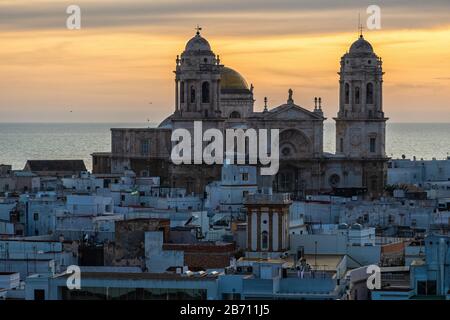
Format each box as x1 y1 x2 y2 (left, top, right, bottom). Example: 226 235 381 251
220 67 249 91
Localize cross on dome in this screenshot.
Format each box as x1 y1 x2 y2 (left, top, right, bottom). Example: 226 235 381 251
195 25 202 36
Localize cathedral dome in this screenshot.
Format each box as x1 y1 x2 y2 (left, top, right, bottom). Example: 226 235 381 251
185 33 212 52
349 35 374 54
220 67 249 91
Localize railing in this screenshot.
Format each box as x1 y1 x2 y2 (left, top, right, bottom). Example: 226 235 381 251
244 193 291 205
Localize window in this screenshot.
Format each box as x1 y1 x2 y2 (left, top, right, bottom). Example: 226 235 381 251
202 82 210 103
180 81 185 103
370 137 376 153
243 191 249 198
33 212 39 221
366 83 374 104
140 140 150 155
186 180 194 194
345 83 350 104
329 174 340 188
340 138 344 153
34 289 46 300
242 173 249 181
261 231 269 250
417 280 437 296
282 147 291 156
190 85 196 103
229 111 241 119
355 86 360 104
371 177 378 191
280 173 292 191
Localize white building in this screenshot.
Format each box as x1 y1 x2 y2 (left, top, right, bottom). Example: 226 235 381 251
290 223 381 266
388 157 450 187
0 239 76 280
206 164 258 214
62 171 105 193
65 195 113 216
26 192 65 236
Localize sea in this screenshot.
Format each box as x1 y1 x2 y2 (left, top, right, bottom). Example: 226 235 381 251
0 123 449 171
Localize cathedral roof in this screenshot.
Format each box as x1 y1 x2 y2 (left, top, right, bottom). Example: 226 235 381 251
185 32 212 52
158 115 173 129
220 67 250 92
349 35 374 55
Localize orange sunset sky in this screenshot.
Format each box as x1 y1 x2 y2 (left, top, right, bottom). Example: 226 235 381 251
0 0 449 123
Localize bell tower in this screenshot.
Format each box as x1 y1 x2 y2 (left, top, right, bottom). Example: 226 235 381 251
244 194 292 259
335 33 387 158
334 33 389 197
174 27 223 118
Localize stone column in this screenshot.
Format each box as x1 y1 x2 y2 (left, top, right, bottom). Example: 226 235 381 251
379 80 383 113
339 80 344 114
212 80 217 112
350 82 354 113
361 82 366 114
247 211 252 251
216 79 221 113
256 209 261 252
175 80 179 112
184 81 188 111
278 211 283 251
196 81 201 112
268 210 273 252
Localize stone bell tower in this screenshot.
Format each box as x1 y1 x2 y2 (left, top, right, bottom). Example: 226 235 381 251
174 26 223 118
334 33 389 197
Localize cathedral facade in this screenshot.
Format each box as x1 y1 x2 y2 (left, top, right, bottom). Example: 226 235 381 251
92 30 388 199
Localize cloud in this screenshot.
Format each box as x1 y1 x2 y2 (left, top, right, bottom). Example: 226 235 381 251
1 0 449 35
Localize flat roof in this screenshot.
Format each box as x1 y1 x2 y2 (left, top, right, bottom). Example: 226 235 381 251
303 254 344 271
53 272 218 281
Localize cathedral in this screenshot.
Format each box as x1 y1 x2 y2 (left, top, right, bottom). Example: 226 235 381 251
92 29 388 199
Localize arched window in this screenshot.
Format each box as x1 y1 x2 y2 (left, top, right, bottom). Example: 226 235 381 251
229 111 241 119
355 86 360 104
180 81 185 103
190 86 196 103
345 83 350 104
370 137 376 153
329 174 340 188
279 173 292 191
261 231 269 250
370 176 378 191
202 82 210 103
366 83 374 104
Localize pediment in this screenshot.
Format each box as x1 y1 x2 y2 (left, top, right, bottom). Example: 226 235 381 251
265 104 323 120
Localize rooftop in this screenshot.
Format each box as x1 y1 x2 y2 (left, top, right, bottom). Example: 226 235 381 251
53 271 219 281
24 160 87 172
244 193 292 205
